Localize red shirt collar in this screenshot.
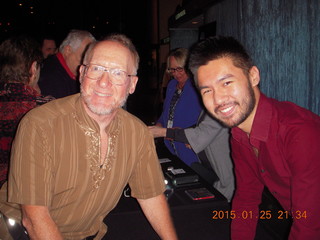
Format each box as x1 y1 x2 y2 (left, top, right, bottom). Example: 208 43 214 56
56 52 76 80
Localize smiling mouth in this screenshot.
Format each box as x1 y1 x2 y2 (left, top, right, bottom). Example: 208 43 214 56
220 106 233 113
94 91 112 97
216 104 236 117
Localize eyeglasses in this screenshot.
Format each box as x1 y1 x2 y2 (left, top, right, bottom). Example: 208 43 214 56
167 67 184 74
83 64 135 85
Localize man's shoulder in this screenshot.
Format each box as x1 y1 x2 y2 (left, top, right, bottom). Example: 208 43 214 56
41 55 61 69
267 96 319 124
258 95 320 139
39 55 66 78
24 94 79 123
118 109 147 128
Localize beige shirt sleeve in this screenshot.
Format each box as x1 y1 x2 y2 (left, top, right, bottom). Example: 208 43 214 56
8 115 53 206
128 127 165 199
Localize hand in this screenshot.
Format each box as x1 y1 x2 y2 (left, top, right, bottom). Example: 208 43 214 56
148 125 167 138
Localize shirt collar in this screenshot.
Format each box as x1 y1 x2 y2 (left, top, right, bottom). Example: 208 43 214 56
74 95 121 135
56 52 76 80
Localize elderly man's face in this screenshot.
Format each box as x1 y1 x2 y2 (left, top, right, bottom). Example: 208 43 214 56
65 37 93 76
80 41 138 116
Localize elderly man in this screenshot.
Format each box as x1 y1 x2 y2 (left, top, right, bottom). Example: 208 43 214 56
188 36 320 240
0 34 177 240
38 29 95 98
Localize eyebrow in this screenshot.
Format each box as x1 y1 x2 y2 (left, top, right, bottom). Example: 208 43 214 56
218 74 234 82
198 74 234 90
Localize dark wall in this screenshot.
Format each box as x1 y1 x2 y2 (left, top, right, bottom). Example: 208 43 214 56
214 0 319 115
189 0 320 115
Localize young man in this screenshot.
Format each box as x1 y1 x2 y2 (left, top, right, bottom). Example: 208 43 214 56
0 34 177 240
188 36 320 240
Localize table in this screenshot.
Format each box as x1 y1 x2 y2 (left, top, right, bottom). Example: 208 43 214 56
103 140 291 240
103 141 230 240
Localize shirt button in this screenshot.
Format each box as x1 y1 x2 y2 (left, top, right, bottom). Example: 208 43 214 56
261 169 265 173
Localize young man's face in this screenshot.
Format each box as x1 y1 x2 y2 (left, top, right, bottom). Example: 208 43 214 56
197 57 259 131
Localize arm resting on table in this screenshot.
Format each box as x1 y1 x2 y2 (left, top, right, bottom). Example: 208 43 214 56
137 194 178 240
21 205 63 240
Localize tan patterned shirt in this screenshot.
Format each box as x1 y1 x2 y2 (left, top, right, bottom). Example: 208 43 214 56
0 94 165 239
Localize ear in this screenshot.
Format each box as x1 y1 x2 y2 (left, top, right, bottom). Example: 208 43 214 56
29 61 39 87
63 45 72 57
249 66 260 87
128 76 138 94
79 65 85 83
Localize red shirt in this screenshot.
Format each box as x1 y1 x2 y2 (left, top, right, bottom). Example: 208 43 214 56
0 83 54 186
231 93 320 240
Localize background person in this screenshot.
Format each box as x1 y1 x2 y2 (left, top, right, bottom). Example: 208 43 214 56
149 111 234 202
38 29 95 98
0 33 177 240
0 35 54 188
40 36 57 59
188 35 320 240
154 48 203 166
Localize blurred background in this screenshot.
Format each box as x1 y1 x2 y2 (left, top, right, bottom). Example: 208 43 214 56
1 0 319 124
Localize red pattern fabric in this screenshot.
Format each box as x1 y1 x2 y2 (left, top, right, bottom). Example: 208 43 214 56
0 83 54 186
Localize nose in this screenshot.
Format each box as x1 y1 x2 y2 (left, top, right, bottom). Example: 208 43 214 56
172 71 180 78
212 88 227 106
98 72 112 88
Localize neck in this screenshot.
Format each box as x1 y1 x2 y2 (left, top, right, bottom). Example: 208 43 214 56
82 100 117 129
177 81 186 89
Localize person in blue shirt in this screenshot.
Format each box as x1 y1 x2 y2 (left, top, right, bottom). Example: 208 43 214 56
154 48 203 166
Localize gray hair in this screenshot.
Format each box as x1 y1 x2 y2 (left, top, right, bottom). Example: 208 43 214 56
167 48 189 71
83 33 140 75
59 29 95 52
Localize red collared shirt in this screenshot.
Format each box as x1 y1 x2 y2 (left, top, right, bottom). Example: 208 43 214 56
230 93 320 240
56 52 75 80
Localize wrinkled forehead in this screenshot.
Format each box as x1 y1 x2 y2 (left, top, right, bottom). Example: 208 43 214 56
91 41 133 66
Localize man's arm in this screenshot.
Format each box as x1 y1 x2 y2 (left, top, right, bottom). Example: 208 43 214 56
148 125 167 138
148 113 227 153
137 194 178 240
21 205 63 240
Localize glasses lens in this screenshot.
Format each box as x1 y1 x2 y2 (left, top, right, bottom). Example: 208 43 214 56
110 69 127 85
176 67 184 72
85 64 128 85
168 67 183 73
86 65 103 80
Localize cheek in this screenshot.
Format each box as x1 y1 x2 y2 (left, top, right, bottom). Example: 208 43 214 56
202 95 213 109
81 79 94 93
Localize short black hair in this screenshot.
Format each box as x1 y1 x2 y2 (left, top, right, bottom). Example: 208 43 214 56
188 36 254 86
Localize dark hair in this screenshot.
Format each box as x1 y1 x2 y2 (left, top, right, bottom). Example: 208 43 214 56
0 35 43 83
188 36 254 86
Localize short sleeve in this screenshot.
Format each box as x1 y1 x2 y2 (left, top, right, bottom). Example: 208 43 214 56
8 115 54 206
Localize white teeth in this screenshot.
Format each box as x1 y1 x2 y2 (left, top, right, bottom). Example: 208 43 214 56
221 106 233 113
95 92 111 97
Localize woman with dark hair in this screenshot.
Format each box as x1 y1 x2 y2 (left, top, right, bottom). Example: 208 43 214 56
0 35 54 186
